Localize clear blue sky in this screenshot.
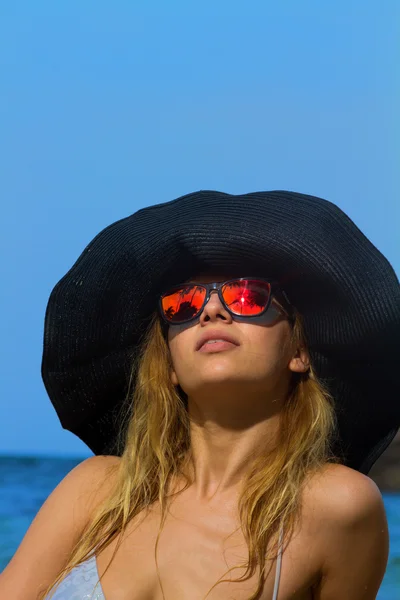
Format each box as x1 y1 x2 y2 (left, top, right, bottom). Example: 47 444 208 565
1 1 399 457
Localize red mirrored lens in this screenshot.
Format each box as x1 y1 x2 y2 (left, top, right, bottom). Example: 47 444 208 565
221 280 271 315
161 286 207 322
161 279 271 322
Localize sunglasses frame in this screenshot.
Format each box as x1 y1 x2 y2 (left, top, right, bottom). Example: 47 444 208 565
158 277 295 326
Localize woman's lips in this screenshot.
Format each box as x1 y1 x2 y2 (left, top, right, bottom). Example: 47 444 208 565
198 340 239 353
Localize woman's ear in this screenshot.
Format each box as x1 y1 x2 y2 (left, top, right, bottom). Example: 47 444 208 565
288 346 310 373
171 369 179 386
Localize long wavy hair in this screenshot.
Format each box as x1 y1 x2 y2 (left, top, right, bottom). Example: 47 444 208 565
40 309 341 600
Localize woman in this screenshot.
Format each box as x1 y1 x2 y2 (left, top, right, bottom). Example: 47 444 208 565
1 190 398 599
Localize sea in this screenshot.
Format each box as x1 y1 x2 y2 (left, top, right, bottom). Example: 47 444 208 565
0 455 399 598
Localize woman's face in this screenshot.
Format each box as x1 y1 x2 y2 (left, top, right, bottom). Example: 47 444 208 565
167 274 309 409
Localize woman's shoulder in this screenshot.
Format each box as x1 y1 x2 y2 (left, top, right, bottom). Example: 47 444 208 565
300 465 388 598
77 455 121 513
78 453 121 475
302 462 384 524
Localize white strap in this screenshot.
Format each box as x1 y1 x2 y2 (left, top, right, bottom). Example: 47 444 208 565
271 524 284 600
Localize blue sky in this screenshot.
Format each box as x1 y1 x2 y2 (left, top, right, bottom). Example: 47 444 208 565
1 1 399 457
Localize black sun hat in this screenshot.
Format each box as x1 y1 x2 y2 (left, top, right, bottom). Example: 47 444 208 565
41 190 400 474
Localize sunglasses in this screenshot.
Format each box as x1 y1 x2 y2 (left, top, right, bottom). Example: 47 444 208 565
159 277 294 325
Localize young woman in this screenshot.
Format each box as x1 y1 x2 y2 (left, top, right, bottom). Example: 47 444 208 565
1 190 398 599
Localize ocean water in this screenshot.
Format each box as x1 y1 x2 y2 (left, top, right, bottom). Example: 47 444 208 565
0 455 399 598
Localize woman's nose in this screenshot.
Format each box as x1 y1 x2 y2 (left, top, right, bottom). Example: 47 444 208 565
200 289 232 321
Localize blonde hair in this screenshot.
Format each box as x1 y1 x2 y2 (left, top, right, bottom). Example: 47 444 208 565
40 310 341 600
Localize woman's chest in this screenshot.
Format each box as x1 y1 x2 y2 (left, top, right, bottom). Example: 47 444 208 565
95 497 321 600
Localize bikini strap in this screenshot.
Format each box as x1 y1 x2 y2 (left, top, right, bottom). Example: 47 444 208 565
271 522 284 600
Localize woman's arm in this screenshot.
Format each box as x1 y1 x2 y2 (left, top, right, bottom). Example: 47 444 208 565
312 467 389 600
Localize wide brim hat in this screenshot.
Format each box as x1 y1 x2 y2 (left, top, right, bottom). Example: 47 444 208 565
41 190 400 474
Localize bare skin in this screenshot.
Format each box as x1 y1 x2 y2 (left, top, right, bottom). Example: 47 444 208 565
94 272 320 599
95 461 387 600
95 470 318 600
166 273 310 498
94 273 388 599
